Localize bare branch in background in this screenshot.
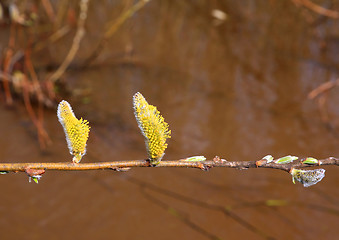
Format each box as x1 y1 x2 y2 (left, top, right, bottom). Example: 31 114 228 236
308 79 339 99
48 0 89 83
41 0 56 22
308 79 339 127
292 0 339 18
33 25 71 52
2 24 16 105
83 0 150 66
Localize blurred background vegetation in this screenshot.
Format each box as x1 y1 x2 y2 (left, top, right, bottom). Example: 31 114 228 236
0 0 338 239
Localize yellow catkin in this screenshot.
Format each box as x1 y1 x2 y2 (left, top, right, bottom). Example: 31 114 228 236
133 92 171 165
57 100 90 163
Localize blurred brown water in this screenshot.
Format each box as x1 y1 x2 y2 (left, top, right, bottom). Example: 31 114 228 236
0 1 339 239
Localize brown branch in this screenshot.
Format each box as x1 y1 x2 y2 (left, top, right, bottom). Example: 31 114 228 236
308 79 339 99
33 26 71 52
308 79 339 127
292 0 339 18
82 0 150 66
2 24 16 105
0 157 337 173
48 0 89 83
42 0 56 22
22 74 50 148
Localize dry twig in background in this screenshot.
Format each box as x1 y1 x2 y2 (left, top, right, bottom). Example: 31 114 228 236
308 79 339 126
83 0 150 66
48 0 90 83
292 0 339 18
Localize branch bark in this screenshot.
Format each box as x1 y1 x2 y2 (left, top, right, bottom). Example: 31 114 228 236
0 157 337 173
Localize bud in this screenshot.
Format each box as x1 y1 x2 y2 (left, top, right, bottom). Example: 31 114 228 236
275 155 298 164
263 155 274 163
302 157 319 165
182 156 206 162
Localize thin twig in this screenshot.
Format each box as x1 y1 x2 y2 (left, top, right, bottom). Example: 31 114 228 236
22 74 51 148
308 79 339 127
82 0 150 66
33 25 71 52
55 0 70 29
41 0 56 22
48 0 89 83
104 0 150 39
2 24 16 105
292 0 339 18
0 157 337 172
308 79 339 99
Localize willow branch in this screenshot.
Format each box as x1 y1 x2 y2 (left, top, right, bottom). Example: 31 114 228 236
0 157 337 173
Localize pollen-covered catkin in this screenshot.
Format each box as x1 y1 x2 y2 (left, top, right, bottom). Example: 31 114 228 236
291 168 325 187
57 100 90 163
133 92 171 165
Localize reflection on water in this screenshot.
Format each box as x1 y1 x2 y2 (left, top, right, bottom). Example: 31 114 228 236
0 1 339 239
